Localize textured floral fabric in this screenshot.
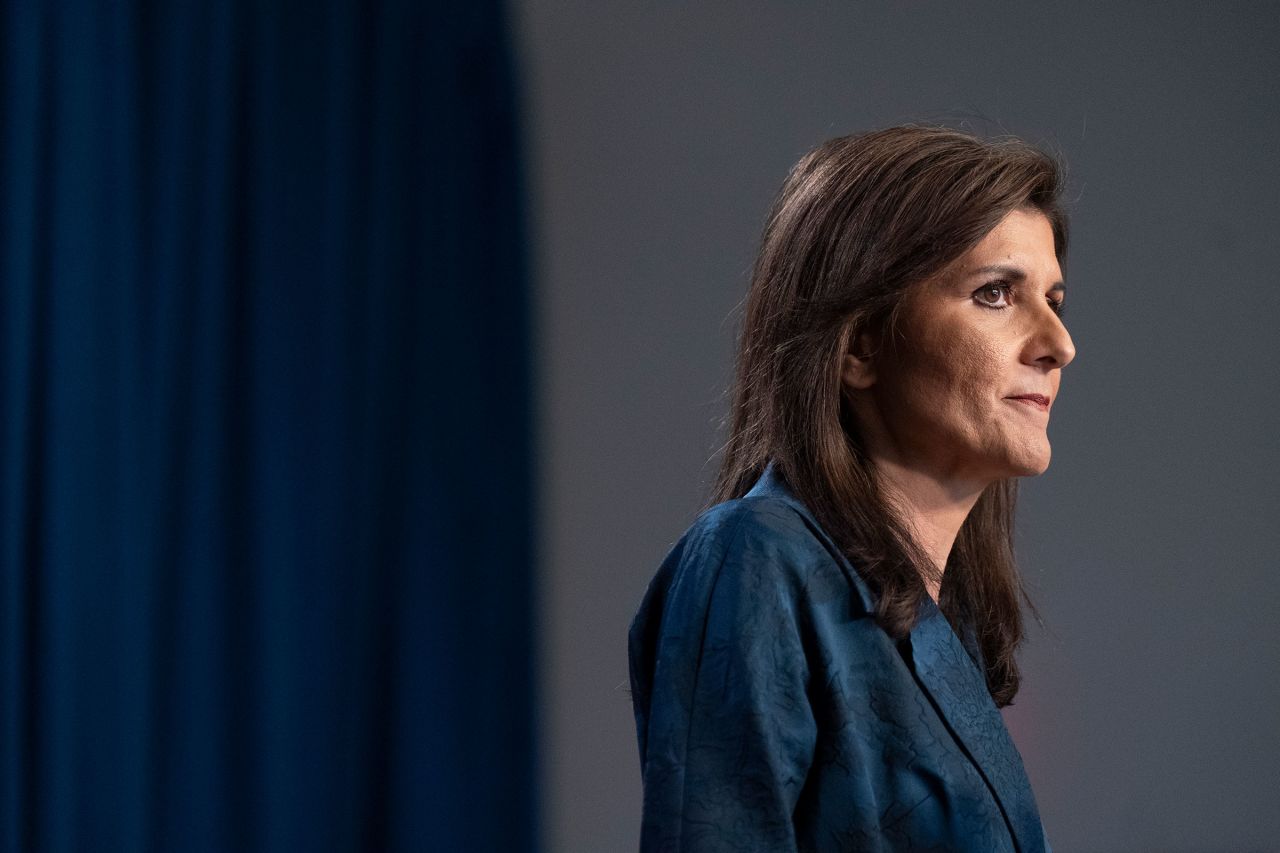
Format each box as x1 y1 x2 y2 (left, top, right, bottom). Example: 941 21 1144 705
628 464 1049 852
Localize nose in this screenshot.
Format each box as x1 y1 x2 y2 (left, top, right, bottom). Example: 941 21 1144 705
1025 305 1076 370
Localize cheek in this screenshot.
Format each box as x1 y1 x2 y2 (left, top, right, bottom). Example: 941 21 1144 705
911 329 1003 417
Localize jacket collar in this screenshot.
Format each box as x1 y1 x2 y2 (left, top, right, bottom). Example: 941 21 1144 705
744 461 875 614
745 460 1046 851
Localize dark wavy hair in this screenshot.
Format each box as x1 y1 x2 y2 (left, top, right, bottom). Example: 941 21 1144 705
712 125 1067 707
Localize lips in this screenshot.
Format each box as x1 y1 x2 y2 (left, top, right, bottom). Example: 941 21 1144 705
1006 394 1050 412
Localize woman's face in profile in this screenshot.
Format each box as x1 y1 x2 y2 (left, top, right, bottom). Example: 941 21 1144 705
853 207 1076 484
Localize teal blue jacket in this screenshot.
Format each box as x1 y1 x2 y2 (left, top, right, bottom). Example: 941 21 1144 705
628 463 1049 851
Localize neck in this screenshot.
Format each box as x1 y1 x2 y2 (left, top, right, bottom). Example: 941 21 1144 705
870 455 987 603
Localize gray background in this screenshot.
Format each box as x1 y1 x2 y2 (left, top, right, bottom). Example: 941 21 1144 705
513 3 1280 851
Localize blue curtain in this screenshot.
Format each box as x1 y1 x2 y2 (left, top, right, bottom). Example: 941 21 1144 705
0 2 535 851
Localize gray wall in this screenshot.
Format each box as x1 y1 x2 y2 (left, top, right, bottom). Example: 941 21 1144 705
514 3 1280 851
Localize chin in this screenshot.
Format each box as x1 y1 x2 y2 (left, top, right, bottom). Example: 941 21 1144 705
989 438 1052 479
1008 447 1052 478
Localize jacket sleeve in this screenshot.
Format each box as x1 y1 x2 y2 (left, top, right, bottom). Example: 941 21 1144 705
630 500 818 852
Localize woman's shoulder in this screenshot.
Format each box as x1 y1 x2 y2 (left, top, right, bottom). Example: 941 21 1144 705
678 493 831 578
690 491 812 539
636 492 855 629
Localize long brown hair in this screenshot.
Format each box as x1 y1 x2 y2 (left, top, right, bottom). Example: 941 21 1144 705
713 125 1067 707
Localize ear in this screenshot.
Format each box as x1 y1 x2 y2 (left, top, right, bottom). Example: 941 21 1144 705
841 326 878 391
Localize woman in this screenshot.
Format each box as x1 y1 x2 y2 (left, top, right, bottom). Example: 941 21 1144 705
628 125 1076 851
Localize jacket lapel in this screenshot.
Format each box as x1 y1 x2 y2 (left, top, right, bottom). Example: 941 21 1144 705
746 461 1045 851
908 598 1046 852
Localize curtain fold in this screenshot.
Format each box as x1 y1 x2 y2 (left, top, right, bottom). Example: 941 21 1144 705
0 2 535 851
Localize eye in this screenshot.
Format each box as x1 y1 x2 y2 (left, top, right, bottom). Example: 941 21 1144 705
973 281 1012 310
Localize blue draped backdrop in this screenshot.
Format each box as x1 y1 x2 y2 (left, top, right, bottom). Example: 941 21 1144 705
0 2 535 851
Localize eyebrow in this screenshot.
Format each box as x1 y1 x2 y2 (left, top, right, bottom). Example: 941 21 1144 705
971 263 1066 294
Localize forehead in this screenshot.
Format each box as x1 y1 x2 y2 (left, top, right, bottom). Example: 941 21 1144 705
913 208 1061 297
952 208 1060 276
